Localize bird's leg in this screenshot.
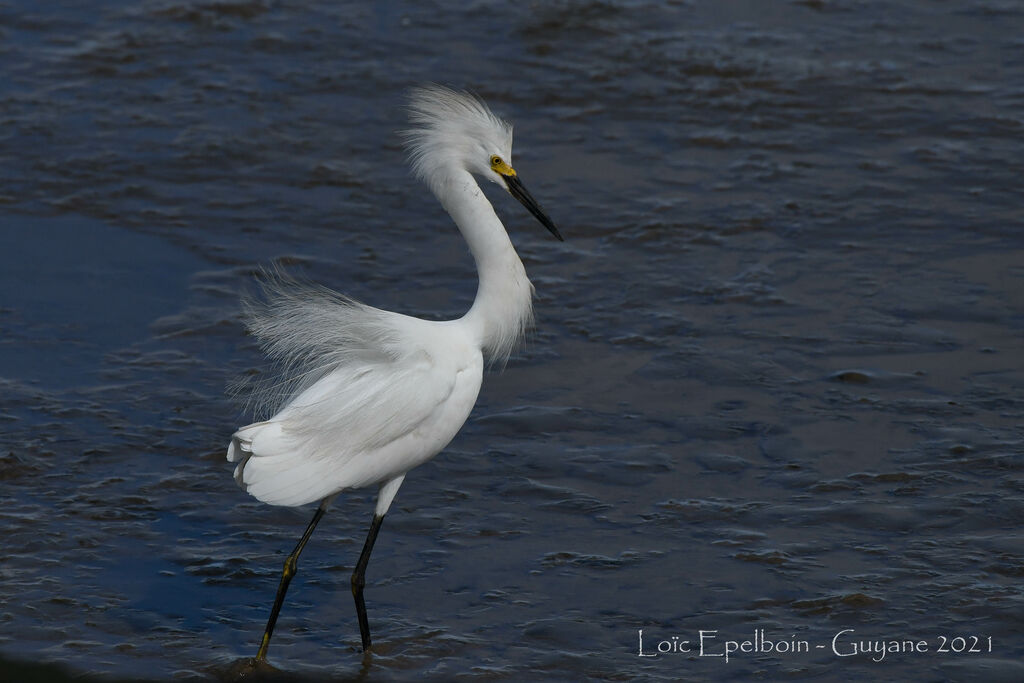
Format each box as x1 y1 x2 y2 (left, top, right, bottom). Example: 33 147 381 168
351 513 385 652
254 498 331 662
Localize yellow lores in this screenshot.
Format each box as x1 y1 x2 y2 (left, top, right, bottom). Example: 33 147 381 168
490 155 516 177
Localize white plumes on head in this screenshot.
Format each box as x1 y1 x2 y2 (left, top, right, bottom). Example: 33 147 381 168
402 85 514 191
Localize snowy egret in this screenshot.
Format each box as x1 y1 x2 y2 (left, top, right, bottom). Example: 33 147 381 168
226 85 562 659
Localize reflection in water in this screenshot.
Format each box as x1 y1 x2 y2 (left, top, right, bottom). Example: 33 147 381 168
1 1 1022 681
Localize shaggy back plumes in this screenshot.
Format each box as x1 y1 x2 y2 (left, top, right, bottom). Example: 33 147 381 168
402 85 513 192
229 269 404 420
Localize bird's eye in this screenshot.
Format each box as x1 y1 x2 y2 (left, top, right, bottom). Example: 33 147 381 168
490 155 502 167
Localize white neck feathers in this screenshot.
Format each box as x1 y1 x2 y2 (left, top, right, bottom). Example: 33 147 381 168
435 169 534 364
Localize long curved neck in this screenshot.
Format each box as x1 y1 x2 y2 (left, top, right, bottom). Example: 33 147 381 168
434 168 534 363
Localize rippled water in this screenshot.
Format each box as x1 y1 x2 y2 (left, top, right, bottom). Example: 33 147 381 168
2 1 1023 681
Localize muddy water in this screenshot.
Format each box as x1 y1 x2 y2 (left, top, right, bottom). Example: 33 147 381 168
2 1 1022 681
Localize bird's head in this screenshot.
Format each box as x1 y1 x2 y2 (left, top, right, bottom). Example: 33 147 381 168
403 85 563 241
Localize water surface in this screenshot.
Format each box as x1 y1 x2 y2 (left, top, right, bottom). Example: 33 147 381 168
1 1 1022 681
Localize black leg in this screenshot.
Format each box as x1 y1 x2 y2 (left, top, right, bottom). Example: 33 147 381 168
351 513 385 652
255 498 330 661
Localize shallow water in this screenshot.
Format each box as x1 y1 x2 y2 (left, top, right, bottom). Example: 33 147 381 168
2 1 1023 681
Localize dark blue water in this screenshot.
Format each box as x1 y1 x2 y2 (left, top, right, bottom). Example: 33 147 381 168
2 1 1022 681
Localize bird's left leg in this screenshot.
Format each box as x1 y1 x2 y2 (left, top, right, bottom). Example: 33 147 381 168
351 513 385 652
255 497 332 661
352 475 403 652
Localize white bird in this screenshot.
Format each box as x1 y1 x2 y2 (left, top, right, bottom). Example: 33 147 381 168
226 85 563 660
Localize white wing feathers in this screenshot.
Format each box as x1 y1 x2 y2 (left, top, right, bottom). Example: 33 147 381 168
226 275 466 507
228 351 457 506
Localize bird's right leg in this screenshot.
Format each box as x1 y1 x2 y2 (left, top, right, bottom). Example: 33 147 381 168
255 497 331 662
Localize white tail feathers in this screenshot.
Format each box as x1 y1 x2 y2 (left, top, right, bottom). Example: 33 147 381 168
227 421 341 507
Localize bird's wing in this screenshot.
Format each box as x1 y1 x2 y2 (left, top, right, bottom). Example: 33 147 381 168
227 273 479 506
229 327 469 507
274 336 459 459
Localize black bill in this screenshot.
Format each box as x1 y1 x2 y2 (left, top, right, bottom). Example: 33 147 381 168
504 174 564 241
